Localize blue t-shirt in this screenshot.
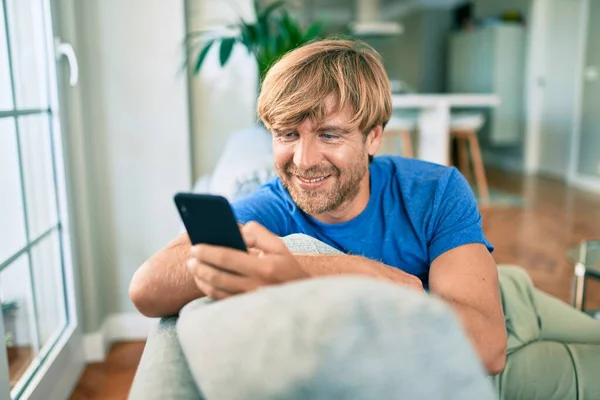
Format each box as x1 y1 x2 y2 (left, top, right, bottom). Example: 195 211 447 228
232 156 493 285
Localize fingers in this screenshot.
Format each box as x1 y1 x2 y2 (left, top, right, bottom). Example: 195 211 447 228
193 277 231 300
248 247 262 257
190 244 262 277
187 258 259 297
242 222 287 255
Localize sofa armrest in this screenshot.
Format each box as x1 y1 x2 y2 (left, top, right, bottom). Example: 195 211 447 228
128 316 203 400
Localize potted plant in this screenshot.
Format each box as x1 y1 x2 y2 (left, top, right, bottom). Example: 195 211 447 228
187 0 323 83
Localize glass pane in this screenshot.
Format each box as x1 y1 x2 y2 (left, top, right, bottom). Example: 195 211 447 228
6 0 49 109
1 255 38 390
30 231 66 348
0 3 14 111
0 118 27 263
19 114 58 239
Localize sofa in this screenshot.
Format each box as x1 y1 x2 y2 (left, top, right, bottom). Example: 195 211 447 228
128 234 600 399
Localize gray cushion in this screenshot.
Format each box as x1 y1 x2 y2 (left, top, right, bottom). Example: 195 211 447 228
177 277 495 400
209 125 275 202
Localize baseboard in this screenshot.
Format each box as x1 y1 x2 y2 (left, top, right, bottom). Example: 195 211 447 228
83 313 156 362
482 150 525 174
83 330 107 363
22 326 86 400
569 174 600 195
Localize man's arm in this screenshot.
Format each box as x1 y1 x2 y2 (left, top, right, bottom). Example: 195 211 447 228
129 232 204 317
131 226 424 317
428 243 507 376
187 222 425 300
294 254 424 291
130 223 250 317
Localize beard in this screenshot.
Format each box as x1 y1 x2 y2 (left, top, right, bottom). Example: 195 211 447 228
276 149 368 215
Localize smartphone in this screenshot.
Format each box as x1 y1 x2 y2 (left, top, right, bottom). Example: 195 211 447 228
174 193 247 252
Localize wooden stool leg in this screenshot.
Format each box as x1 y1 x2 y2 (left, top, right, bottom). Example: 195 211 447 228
400 130 413 158
466 131 490 204
457 137 472 183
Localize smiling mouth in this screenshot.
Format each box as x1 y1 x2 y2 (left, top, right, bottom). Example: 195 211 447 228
296 175 330 183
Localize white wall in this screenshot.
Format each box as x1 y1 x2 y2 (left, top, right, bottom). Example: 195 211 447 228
186 0 258 179
577 0 600 177
524 0 590 181
68 0 192 331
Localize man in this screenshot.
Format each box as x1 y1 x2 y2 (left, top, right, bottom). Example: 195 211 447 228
129 39 507 375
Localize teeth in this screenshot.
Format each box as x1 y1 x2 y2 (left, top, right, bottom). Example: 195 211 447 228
299 176 327 183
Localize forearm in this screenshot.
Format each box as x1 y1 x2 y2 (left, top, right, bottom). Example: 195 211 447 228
129 234 205 317
294 254 424 291
444 299 507 375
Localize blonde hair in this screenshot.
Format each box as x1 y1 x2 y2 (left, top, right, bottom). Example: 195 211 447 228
257 38 392 135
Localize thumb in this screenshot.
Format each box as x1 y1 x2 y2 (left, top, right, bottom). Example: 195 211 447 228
242 221 287 255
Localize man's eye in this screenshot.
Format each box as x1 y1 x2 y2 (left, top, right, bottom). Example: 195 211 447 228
280 132 298 140
319 133 339 141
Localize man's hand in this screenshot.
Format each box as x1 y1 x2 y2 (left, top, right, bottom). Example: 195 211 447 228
187 222 309 300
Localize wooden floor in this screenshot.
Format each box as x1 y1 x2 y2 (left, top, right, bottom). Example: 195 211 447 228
8 346 34 389
69 342 145 400
482 169 600 310
68 170 600 398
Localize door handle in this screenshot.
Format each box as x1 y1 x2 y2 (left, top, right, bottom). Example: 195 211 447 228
55 37 79 86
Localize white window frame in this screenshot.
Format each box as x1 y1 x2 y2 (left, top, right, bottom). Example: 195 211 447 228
0 0 84 398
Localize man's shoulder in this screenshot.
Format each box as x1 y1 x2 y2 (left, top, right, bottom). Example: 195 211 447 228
232 177 296 234
373 156 456 190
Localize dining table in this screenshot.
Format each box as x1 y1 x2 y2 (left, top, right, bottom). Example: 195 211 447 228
391 94 501 166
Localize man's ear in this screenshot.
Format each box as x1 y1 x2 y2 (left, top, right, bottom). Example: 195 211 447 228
365 125 384 157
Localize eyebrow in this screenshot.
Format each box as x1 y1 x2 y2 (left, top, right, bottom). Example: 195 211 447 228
273 129 296 136
316 125 351 135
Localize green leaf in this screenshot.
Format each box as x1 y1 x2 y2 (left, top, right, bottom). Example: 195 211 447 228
257 0 287 42
256 11 270 44
275 35 286 56
219 37 236 66
277 19 291 48
239 21 253 49
281 12 302 47
194 40 215 74
257 52 273 81
259 0 287 21
240 21 262 54
304 21 322 41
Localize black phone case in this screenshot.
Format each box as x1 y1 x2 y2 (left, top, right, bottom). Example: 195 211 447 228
174 193 247 252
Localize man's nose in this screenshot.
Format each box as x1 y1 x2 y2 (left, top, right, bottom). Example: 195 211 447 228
293 137 322 170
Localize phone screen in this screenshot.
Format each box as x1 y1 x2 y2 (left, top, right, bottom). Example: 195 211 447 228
174 193 247 252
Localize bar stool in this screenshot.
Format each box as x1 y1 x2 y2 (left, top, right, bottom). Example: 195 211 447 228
381 115 417 158
450 112 490 204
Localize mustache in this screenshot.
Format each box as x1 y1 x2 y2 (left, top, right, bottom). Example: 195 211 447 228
284 163 340 178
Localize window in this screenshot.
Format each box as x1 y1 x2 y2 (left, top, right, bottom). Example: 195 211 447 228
0 0 78 398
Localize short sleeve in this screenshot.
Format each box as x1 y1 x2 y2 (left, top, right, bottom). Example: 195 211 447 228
427 168 493 263
231 182 292 237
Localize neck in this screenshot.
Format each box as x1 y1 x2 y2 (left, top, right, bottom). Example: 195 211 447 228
312 170 371 224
